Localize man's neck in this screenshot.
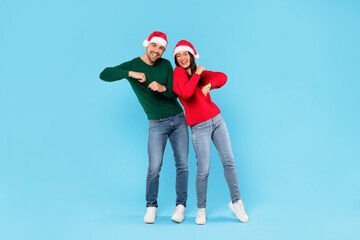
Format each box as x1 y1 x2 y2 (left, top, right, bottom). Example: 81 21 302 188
140 54 155 66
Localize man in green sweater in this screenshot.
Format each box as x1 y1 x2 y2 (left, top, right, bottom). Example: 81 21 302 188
99 31 188 224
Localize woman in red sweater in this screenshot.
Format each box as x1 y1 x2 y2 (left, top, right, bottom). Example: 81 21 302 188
173 40 248 225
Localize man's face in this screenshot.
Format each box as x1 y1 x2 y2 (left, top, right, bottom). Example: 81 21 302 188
146 42 165 64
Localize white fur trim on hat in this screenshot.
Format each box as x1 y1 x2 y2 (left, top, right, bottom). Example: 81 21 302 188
143 37 167 49
173 46 199 59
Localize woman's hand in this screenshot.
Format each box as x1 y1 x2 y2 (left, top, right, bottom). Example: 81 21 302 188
202 83 212 96
195 65 205 75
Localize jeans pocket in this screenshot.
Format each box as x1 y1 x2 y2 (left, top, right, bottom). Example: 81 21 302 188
191 120 209 132
149 119 160 129
190 124 197 133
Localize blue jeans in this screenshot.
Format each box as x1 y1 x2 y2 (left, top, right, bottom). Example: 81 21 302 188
146 112 189 207
190 114 241 208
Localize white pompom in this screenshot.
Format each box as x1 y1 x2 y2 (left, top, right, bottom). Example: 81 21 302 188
143 40 149 47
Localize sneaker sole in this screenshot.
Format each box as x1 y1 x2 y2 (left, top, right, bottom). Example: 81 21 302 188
171 216 184 223
195 220 206 225
228 202 249 223
144 221 155 224
144 219 156 224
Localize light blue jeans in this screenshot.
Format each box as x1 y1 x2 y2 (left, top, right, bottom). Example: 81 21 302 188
190 114 241 208
146 112 189 207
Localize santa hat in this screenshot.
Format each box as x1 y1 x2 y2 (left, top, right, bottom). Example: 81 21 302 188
173 40 199 59
143 31 168 49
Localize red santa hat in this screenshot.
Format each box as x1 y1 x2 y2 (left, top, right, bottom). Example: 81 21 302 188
143 31 168 49
173 40 199 59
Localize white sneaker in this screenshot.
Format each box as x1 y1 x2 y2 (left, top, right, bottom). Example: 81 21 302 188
171 204 185 223
144 207 157 224
195 208 206 225
228 199 249 223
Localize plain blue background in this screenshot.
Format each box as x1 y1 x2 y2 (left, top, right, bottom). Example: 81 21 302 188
1 0 359 239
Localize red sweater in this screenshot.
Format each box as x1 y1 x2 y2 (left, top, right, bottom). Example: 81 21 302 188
173 67 227 126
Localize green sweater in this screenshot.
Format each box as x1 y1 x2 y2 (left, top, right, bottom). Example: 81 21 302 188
99 57 183 120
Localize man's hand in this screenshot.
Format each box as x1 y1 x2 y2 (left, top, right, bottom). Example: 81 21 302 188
202 83 212 96
129 71 146 83
148 81 166 92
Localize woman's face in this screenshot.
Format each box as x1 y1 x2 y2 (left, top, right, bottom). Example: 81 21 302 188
175 51 191 69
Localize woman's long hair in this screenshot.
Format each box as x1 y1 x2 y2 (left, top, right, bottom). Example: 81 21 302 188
175 52 204 86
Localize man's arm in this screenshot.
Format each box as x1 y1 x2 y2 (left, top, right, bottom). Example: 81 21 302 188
160 63 180 100
147 61 179 99
99 61 133 82
149 62 178 100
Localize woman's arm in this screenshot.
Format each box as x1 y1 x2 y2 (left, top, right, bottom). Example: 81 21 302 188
173 67 201 99
202 70 228 90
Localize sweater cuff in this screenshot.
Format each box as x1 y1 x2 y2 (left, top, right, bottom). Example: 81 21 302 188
208 80 215 90
161 85 177 100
